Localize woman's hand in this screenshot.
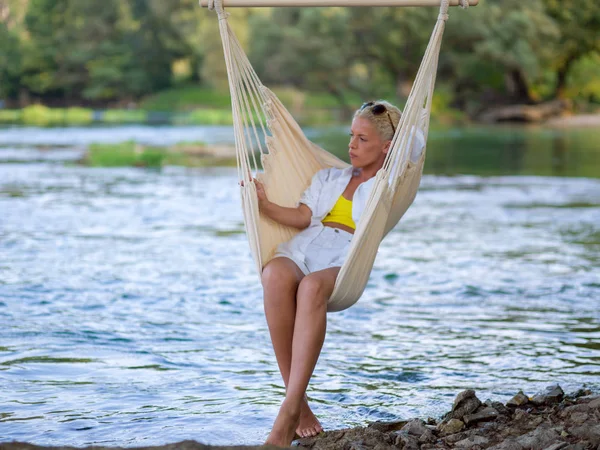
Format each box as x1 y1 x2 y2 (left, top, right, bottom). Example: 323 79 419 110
253 178 268 204
241 176 310 229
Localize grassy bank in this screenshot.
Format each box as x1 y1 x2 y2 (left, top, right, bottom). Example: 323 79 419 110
84 141 237 168
0 85 469 127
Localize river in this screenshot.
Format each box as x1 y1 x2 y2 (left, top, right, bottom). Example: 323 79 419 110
0 124 599 446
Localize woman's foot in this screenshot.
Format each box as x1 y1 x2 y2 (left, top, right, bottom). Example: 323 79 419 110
265 401 301 447
296 397 323 438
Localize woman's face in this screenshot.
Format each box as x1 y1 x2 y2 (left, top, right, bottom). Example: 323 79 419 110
348 117 390 170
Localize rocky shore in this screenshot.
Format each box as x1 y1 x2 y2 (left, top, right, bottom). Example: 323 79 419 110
1 385 599 450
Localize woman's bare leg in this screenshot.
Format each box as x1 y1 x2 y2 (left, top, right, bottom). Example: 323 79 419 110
262 257 303 385
262 258 322 437
265 267 339 447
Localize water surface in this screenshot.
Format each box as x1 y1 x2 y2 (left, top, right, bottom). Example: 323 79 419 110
0 125 599 446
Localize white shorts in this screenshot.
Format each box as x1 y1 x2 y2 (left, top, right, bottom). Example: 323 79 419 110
274 226 353 276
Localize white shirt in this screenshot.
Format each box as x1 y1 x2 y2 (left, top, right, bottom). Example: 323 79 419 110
283 128 425 259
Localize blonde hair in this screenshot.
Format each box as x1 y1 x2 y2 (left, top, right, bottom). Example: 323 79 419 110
353 100 402 141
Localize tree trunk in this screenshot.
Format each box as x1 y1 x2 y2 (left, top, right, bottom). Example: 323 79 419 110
505 69 532 103
325 82 353 119
555 54 576 99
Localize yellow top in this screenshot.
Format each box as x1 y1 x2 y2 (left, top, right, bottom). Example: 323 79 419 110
322 195 356 230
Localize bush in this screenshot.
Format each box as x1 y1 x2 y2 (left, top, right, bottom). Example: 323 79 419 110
178 108 234 125
65 107 94 125
22 105 64 126
0 109 21 123
141 85 232 111
103 110 148 123
138 147 166 167
87 141 138 167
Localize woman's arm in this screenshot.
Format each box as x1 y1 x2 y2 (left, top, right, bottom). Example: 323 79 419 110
254 179 312 229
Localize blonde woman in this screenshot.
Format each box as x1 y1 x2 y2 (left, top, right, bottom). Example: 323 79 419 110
254 101 425 447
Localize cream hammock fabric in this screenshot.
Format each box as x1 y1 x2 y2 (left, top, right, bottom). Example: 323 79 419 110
208 0 466 312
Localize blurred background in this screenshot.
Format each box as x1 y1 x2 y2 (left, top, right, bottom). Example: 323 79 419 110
0 0 599 124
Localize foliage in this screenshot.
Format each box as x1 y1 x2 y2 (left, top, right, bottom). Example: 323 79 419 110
141 85 232 111
543 0 600 97
566 53 600 104
103 109 147 123
87 141 139 167
0 109 21 122
0 22 22 98
21 104 64 126
88 142 166 167
176 108 233 125
0 0 598 116
85 141 236 168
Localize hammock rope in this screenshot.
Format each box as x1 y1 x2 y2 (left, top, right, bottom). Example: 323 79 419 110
207 0 465 312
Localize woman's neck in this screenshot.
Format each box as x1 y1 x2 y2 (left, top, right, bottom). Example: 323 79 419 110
352 162 383 182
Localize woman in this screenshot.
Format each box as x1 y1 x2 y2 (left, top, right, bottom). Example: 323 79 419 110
255 100 424 447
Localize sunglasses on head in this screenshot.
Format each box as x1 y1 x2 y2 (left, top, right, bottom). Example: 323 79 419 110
360 101 396 136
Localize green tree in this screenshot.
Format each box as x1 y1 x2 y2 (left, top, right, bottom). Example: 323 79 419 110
20 0 191 103
250 8 360 109
441 0 559 110
0 22 22 99
543 0 600 98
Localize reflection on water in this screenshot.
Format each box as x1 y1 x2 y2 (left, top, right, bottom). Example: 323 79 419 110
311 125 600 178
0 125 599 447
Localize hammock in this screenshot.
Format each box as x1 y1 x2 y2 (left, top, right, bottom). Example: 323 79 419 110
207 0 468 312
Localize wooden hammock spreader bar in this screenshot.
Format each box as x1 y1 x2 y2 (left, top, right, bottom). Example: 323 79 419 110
200 0 478 7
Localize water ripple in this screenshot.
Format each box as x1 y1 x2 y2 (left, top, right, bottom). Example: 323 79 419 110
0 163 599 446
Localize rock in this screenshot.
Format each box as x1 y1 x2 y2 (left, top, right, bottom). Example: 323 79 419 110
516 424 561 450
307 428 396 450
400 419 429 436
487 437 525 450
514 409 530 421
560 404 590 417
479 421 500 433
464 407 500 426
372 444 395 450
568 388 593 399
449 390 483 421
542 443 568 450
568 424 600 445
531 385 564 406
419 445 435 450
508 391 530 407
484 399 511 415
368 420 409 433
588 397 600 409
492 401 511 416
394 432 420 450
444 431 473 444
562 445 585 450
418 430 436 444
455 435 490 448
439 419 465 435
570 412 589 425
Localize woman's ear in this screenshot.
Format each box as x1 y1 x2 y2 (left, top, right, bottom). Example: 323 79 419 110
383 140 392 154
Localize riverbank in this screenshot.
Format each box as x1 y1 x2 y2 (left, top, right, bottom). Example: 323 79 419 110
545 114 600 128
1 385 598 450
